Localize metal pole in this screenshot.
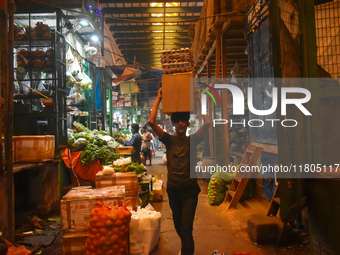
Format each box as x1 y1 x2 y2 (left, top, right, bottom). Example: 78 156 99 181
135 92 138 123
7 0 15 241
109 89 113 136
129 83 133 123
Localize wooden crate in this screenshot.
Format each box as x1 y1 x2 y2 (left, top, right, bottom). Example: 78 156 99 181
116 146 135 155
95 172 138 197
63 231 89 255
12 135 55 163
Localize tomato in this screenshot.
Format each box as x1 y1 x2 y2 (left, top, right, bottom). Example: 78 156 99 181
89 244 95 252
96 221 106 228
120 240 127 248
99 227 106 235
114 220 123 226
90 227 98 234
92 239 100 247
110 234 119 244
99 236 106 245
96 248 103 255
110 212 118 221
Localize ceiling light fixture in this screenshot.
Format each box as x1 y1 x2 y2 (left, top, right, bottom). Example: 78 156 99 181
91 35 99 42
150 2 180 7
79 20 89 27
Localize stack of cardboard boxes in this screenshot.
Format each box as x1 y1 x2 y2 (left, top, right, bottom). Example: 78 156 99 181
61 186 125 254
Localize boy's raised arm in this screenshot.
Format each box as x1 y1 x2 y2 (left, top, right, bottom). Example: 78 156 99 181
148 88 165 139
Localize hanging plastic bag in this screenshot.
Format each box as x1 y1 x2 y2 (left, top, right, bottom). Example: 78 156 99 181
67 60 81 78
19 74 31 94
37 81 46 91
79 72 92 90
66 71 77 87
66 47 75 64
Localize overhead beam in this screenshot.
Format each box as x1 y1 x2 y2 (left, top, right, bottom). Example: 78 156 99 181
119 44 191 50
105 16 199 23
100 0 203 4
112 31 189 38
117 41 191 46
110 24 191 32
121 49 167 55
119 44 190 51
102 7 202 15
116 38 191 44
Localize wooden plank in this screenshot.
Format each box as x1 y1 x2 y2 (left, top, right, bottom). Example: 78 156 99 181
222 33 230 166
251 142 278 154
215 27 221 78
227 145 263 209
206 59 214 157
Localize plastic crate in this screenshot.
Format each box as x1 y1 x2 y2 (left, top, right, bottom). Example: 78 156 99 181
13 135 55 163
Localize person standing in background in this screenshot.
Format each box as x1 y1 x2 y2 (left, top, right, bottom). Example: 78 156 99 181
141 125 153 166
119 123 142 163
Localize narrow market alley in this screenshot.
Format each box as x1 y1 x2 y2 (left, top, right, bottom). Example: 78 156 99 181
33 151 310 255
146 152 310 255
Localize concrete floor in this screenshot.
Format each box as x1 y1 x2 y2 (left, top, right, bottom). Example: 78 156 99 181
147 151 310 255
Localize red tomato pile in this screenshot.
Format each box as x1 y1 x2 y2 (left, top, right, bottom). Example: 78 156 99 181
85 200 131 255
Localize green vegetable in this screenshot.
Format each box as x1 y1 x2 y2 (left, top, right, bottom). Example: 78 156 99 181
113 131 124 145
114 162 144 174
70 138 88 152
208 171 233 206
80 143 120 165
73 121 90 133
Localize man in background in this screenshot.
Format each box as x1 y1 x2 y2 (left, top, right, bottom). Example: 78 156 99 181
141 125 153 166
119 123 142 163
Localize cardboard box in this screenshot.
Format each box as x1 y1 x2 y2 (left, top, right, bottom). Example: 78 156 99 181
95 172 138 197
61 186 125 232
95 172 139 211
162 72 195 114
12 135 55 163
63 231 89 255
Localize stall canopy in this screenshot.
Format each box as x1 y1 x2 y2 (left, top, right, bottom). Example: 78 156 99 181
109 66 142 86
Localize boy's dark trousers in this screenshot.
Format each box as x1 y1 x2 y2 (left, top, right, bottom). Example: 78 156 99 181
167 184 200 255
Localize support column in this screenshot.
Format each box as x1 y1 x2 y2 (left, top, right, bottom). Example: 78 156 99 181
221 33 230 165
207 60 214 157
